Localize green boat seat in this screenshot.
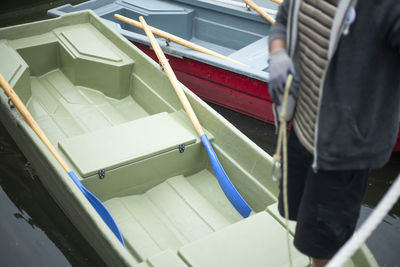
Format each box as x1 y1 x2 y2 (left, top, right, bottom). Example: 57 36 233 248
178 211 309 267
265 203 297 235
0 42 30 103
59 112 197 177
265 204 366 267
141 250 187 267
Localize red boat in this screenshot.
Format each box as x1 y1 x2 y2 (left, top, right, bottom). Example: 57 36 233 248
134 42 274 123
394 133 400 151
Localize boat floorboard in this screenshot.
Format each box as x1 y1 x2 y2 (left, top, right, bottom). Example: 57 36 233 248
104 169 243 262
27 69 149 145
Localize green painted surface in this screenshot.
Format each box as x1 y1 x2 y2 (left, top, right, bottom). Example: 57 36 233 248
266 203 297 235
104 170 243 261
59 112 196 177
179 211 308 267
147 250 188 267
0 11 378 267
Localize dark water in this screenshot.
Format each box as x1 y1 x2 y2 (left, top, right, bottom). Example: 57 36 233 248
0 122 107 267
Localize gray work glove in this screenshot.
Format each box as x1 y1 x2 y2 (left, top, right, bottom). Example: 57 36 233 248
268 48 295 105
274 93 297 123
268 48 300 126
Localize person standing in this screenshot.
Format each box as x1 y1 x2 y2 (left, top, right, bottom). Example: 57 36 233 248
268 0 400 266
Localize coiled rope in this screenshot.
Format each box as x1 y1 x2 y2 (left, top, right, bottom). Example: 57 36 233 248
272 74 294 267
271 75 400 267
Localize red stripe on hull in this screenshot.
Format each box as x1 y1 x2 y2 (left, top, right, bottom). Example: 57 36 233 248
395 132 400 152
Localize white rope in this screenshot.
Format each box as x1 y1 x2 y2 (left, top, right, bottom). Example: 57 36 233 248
327 173 400 267
272 74 294 267
281 75 293 267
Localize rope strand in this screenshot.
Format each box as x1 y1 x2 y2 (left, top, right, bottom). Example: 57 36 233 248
272 74 293 267
271 75 399 267
327 173 400 267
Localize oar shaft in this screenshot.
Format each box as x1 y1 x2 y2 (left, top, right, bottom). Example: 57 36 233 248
0 74 70 173
242 0 276 24
139 16 205 137
114 14 247 67
140 16 251 218
271 0 283 4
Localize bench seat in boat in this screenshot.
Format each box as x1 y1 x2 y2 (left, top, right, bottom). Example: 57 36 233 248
178 211 308 267
59 112 197 177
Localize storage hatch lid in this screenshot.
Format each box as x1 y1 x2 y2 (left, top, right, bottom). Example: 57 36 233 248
59 112 196 177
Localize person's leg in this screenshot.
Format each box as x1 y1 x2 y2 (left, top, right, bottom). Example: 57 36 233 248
312 258 329 267
293 168 370 264
278 129 313 220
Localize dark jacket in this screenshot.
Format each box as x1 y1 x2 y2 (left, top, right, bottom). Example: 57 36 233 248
270 0 400 170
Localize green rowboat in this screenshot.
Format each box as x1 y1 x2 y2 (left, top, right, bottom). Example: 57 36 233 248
0 11 378 267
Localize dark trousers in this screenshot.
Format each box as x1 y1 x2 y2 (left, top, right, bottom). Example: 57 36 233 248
278 129 369 259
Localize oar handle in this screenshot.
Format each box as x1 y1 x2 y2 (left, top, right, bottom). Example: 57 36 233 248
270 0 283 4
114 14 247 67
242 0 276 24
139 16 205 137
0 74 71 173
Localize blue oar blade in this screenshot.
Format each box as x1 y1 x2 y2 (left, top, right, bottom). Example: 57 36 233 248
200 134 252 218
68 171 125 246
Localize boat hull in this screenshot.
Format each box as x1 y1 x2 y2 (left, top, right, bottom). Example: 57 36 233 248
134 42 274 124
0 11 380 267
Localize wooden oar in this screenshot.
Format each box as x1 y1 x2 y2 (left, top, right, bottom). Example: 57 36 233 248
139 16 251 218
270 0 283 4
242 0 276 24
0 73 125 246
114 14 247 67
